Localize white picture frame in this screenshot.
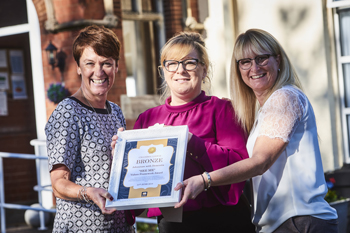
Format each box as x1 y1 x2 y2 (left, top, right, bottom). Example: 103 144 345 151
106 125 188 210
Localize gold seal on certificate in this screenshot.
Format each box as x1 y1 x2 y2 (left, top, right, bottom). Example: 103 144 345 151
148 147 156 154
106 125 188 210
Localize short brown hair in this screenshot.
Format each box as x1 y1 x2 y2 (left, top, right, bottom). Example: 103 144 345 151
73 25 121 66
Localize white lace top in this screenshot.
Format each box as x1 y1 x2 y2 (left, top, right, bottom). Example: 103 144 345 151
258 86 303 142
247 85 337 233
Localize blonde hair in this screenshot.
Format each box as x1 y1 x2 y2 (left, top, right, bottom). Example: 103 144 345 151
159 31 211 102
230 29 303 133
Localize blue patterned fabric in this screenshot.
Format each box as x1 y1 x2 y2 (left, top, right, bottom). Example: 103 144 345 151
45 97 133 233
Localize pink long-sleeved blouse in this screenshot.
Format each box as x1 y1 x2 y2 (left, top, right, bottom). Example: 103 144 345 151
133 91 249 217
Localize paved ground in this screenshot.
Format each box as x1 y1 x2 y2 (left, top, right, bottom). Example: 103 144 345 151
5 224 53 233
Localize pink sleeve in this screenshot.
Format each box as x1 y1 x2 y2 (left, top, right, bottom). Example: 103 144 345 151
186 101 249 205
187 100 248 170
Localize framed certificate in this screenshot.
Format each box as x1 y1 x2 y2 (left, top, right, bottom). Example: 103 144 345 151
106 125 188 210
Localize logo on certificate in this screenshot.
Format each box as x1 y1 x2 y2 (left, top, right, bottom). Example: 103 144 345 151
141 191 148 197
148 147 156 154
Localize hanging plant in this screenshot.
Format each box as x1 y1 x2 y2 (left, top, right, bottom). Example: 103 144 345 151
325 177 346 203
47 83 70 104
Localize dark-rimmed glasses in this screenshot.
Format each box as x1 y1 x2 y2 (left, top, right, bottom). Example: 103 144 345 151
163 59 202 72
237 54 275 70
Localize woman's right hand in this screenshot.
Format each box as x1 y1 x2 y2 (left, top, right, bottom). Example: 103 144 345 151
86 187 116 215
111 127 125 157
51 165 117 214
174 174 205 208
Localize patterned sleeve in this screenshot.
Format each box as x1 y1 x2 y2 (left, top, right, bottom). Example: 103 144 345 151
110 102 126 129
45 99 82 172
258 88 303 142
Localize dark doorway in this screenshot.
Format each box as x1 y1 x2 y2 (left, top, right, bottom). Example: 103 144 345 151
0 32 38 204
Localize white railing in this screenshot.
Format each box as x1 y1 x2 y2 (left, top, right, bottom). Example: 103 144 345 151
0 139 157 232
0 151 55 233
135 217 158 231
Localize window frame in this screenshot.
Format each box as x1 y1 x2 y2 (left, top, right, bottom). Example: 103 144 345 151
330 2 350 164
327 0 350 8
122 0 165 96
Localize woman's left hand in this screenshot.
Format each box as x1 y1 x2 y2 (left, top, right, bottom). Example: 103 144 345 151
188 132 193 143
111 127 125 157
87 187 117 214
174 175 204 208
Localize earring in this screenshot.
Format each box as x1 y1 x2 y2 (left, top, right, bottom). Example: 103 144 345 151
278 69 281 72
202 79 205 84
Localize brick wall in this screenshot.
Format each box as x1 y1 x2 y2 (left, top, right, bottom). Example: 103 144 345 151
33 0 127 118
163 0 184 40
190 0 199 22
0 0 127 205
1 0 201 206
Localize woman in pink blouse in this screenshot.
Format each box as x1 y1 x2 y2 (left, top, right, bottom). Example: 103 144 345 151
128 32 254 232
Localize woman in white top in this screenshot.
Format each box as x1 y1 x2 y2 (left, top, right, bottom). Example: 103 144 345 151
174 29 338 233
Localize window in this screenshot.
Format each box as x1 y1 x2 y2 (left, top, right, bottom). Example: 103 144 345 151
327 0 350 8
121 0 165 96
331 2 350 163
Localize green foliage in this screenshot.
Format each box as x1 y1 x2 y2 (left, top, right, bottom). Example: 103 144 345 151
47 83 70 104
325 177 347 203
136 222 159 233
325 190 339 203
325 189 345 203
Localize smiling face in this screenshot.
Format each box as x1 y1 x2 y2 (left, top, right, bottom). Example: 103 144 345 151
163 49 207 105
77 46 118 100
239 50 280 102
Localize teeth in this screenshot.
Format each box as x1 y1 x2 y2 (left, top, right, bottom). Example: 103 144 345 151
251 74 264 79
92 79 106 84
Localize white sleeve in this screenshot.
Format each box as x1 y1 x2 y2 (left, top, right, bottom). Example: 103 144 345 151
258 88 303 142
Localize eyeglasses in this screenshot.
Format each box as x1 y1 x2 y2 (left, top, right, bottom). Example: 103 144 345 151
237 54 275 70
163 59 202 72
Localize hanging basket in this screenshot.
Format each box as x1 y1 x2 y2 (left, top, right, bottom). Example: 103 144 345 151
47 83 70 104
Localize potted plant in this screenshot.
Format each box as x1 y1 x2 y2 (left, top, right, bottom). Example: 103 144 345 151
326 178 350 233
47 82 70 104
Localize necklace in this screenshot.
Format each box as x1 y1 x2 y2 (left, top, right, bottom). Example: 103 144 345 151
80 88 117 139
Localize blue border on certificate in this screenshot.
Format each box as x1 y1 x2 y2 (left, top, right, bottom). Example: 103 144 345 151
117 138 178 199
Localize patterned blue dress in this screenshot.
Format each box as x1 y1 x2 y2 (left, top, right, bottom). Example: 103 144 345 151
45 97 134 233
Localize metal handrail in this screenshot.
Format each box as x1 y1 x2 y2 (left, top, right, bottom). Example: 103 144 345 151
0 152 54 233
0 140 158 232
29 139 159 229
135 216 158 224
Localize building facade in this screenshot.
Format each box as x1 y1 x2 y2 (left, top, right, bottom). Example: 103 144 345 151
0 0 349 209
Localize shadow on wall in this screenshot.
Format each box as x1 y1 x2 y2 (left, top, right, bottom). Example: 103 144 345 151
278 4 333 127
278 5 310 87
280 7 308 30
278 4 340 170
